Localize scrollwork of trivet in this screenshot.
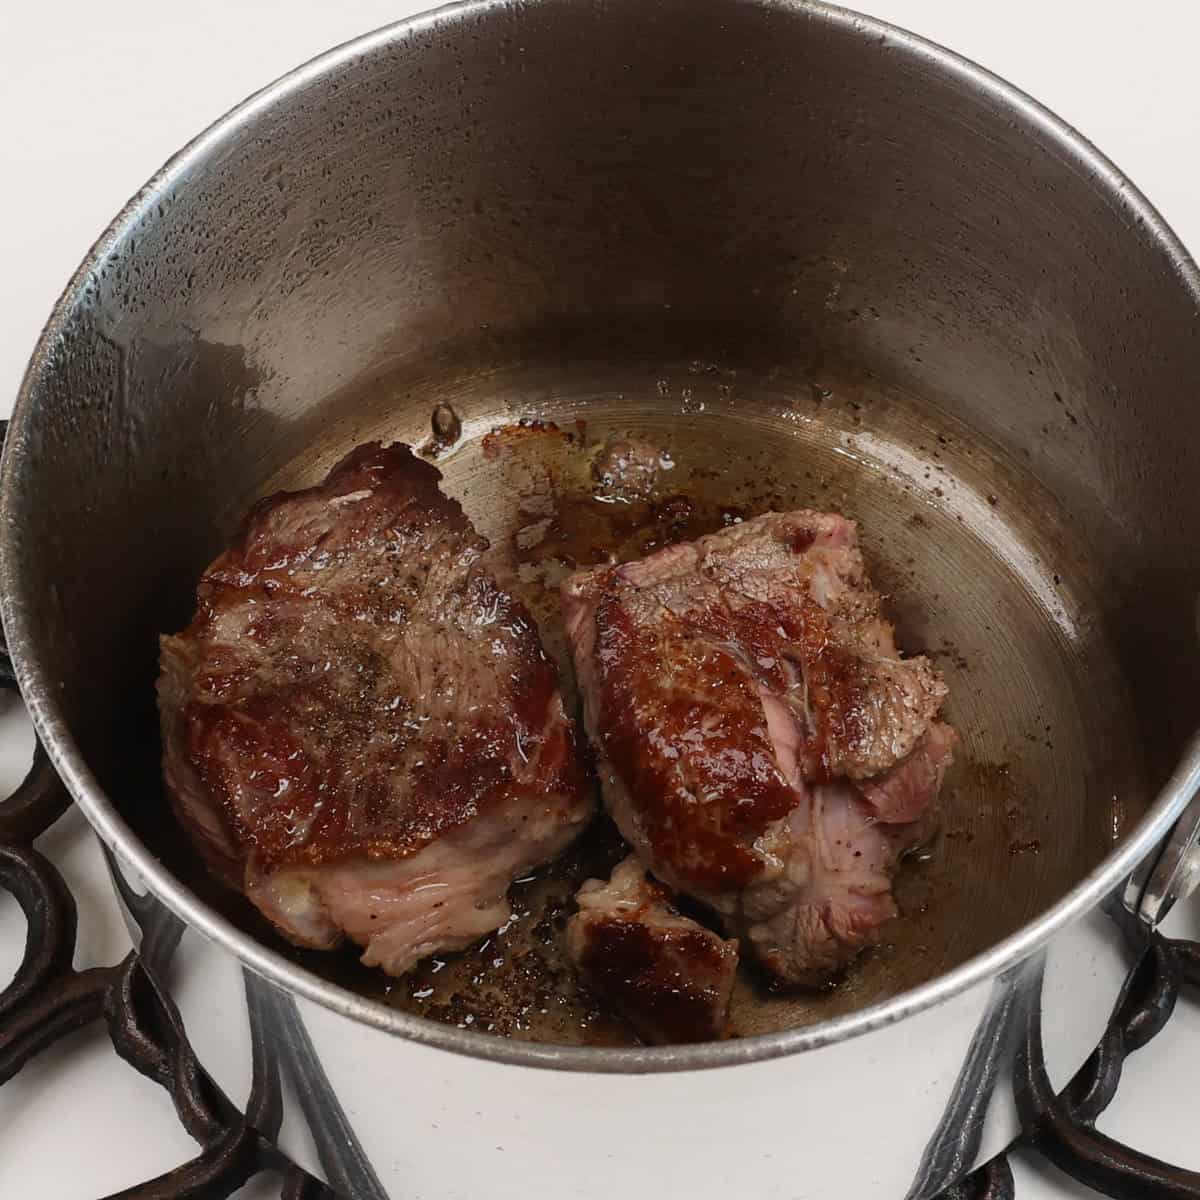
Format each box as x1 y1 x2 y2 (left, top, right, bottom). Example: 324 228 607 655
0 638 335 1200
1017 928 1200 1199
0 630 1196 1199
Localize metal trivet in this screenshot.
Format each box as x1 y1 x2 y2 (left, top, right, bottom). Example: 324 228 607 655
0 647 334 1200
0 643 1195 1200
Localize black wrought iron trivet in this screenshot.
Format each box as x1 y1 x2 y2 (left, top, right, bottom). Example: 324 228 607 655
0 644 335 1200
0 626 1195 1199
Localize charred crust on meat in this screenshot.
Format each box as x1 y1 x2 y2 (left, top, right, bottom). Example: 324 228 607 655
566 857 739 1043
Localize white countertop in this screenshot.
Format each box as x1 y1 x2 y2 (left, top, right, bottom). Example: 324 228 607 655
2 2 1199 1196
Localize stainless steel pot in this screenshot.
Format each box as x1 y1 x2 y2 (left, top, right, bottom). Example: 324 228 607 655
4 1 1200 1196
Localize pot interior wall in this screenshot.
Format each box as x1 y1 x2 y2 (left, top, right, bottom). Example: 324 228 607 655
6 0 1200 1040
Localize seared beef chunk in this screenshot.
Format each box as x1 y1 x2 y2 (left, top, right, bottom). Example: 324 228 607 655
159 442 592 976
567 856 738 1043
562 511 955 985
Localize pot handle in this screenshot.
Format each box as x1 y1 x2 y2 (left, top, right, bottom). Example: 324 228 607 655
1123 729 1200 929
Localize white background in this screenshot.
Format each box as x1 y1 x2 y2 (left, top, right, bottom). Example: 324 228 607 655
1 2 1199 1197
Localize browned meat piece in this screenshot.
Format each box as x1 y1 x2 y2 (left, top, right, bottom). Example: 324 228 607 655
159 442 592 976
591 433 672 500
562 510 956 985
566 856 738 1043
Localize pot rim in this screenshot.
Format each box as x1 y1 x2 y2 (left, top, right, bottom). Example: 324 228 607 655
3 0 1198 1074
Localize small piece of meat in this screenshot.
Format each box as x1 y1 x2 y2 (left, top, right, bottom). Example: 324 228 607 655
591 434 671 500
566 856 738 1043
562 509 955 985
159 442 592 976
858 722 957 824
